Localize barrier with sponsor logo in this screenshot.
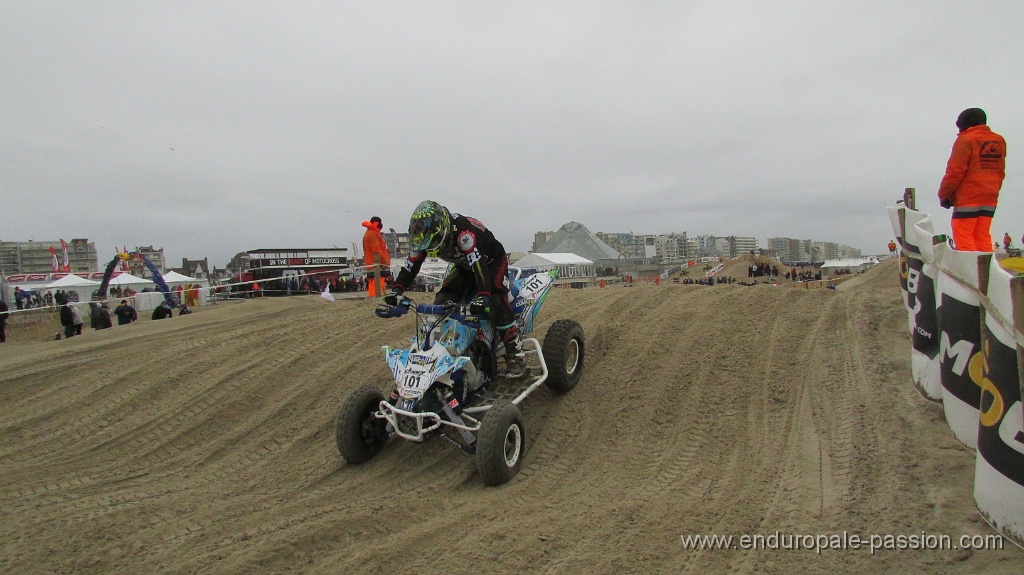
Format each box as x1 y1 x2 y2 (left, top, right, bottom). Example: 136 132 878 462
935 246 986 448
889 196 1024 548
897 208 943 401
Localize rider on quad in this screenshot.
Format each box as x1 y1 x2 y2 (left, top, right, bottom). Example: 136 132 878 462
383 200 525 378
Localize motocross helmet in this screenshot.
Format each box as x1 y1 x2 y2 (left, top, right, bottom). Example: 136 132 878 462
408 200 452 255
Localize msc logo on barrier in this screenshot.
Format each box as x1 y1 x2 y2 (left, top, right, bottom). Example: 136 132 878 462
974 340 1005 429
975 332 1024 487
937 295 983 407
899 255 938 356
940 333 974 378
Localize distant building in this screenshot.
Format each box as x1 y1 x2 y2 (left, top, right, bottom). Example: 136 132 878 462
385 230 410 259
654 233 690 264
727 236 758 258
209 266 232 283
129 245 167 278
838 244 862 259
594 232 644 259
532 231 557 253
768 237 842 263
226 252 251 278
0 238 98 273
177 257 210 280
531 226 858 267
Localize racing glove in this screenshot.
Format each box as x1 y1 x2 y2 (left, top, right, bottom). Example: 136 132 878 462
468 295 490 316
939 198 952 209
383 287 404 306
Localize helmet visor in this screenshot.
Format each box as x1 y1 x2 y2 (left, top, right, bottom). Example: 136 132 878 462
409 215 446 252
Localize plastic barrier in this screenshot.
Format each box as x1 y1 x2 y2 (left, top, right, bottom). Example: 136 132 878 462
974 258 1024 545
889 198 1024 548
935 245 987 448
898 208 942 401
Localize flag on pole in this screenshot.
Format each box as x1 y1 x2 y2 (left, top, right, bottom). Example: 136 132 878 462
60 239 70 272
48 246 59 272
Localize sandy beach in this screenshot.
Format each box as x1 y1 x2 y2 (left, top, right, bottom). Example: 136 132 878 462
1 259 1020 574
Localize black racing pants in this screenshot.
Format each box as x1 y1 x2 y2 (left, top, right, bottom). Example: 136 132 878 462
433 257 514 329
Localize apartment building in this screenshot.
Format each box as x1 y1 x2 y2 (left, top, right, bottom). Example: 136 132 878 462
0 239 98 273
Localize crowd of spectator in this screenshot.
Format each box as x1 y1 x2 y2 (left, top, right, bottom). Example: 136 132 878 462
676 275 735 285
748 262 779 278
787 268 823 282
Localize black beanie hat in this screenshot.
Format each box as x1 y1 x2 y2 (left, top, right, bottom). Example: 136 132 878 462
955 108 986 131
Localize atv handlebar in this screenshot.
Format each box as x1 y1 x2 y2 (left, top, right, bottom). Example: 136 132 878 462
374 303 409 318
374 298 480 327
415 303 452 315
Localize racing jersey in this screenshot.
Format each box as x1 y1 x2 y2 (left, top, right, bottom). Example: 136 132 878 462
393 212 506 297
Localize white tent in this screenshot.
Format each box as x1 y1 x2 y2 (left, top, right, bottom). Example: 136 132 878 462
389 257 451 287
161 271 198 284
511 253 595 278
45 274 100 289
44 274 101 303
819 258 878 275
108 272 152 286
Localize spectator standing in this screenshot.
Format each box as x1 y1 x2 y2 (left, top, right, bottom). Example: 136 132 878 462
98 303 113 329
0 299 8 342
113 299 137 325
1003 232 1012 251
90 303 104 330
70 304 84 335
152 300 173 320
362 216 391 298
59 301 76 339
937 108 1006 252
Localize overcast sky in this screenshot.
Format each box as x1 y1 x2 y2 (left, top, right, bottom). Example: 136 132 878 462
3 1 1022 268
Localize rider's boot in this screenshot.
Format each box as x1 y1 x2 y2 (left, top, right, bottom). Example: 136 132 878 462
499 323 526 378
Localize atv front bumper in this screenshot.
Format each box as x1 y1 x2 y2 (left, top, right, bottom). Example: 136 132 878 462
376 401 481 442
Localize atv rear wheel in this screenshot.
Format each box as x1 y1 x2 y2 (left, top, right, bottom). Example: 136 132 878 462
542 319 585 393
476 401 525 486
335 386 388 464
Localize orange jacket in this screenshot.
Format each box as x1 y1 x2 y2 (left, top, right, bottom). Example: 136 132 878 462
937 125 1006 207
362 222 391 268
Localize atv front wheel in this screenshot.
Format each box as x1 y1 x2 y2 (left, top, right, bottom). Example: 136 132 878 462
476 401 525 486
335 386 388 464
542 319 585 393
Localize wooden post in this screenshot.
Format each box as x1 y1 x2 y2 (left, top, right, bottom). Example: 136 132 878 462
373 253 381 296
903 187 916 210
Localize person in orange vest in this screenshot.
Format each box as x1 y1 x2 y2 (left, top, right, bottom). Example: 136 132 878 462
362 216 391 297
1003 232 1012 251
887 240 897 256
937 108 1006 252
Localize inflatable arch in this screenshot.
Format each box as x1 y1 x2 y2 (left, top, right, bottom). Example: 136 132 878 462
97 252 177 309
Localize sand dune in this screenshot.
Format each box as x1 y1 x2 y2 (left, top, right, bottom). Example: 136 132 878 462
1 259 1020 574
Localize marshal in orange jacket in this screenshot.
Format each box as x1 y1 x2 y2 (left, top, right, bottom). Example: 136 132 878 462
937 124 1006 207
362 220 391 268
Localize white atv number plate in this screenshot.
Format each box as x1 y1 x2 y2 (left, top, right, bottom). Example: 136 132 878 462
399 354 436 397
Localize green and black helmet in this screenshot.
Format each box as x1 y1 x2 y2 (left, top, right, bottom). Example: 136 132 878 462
408 200 452 255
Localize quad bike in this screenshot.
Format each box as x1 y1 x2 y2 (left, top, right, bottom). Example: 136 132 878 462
334 268 585 485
